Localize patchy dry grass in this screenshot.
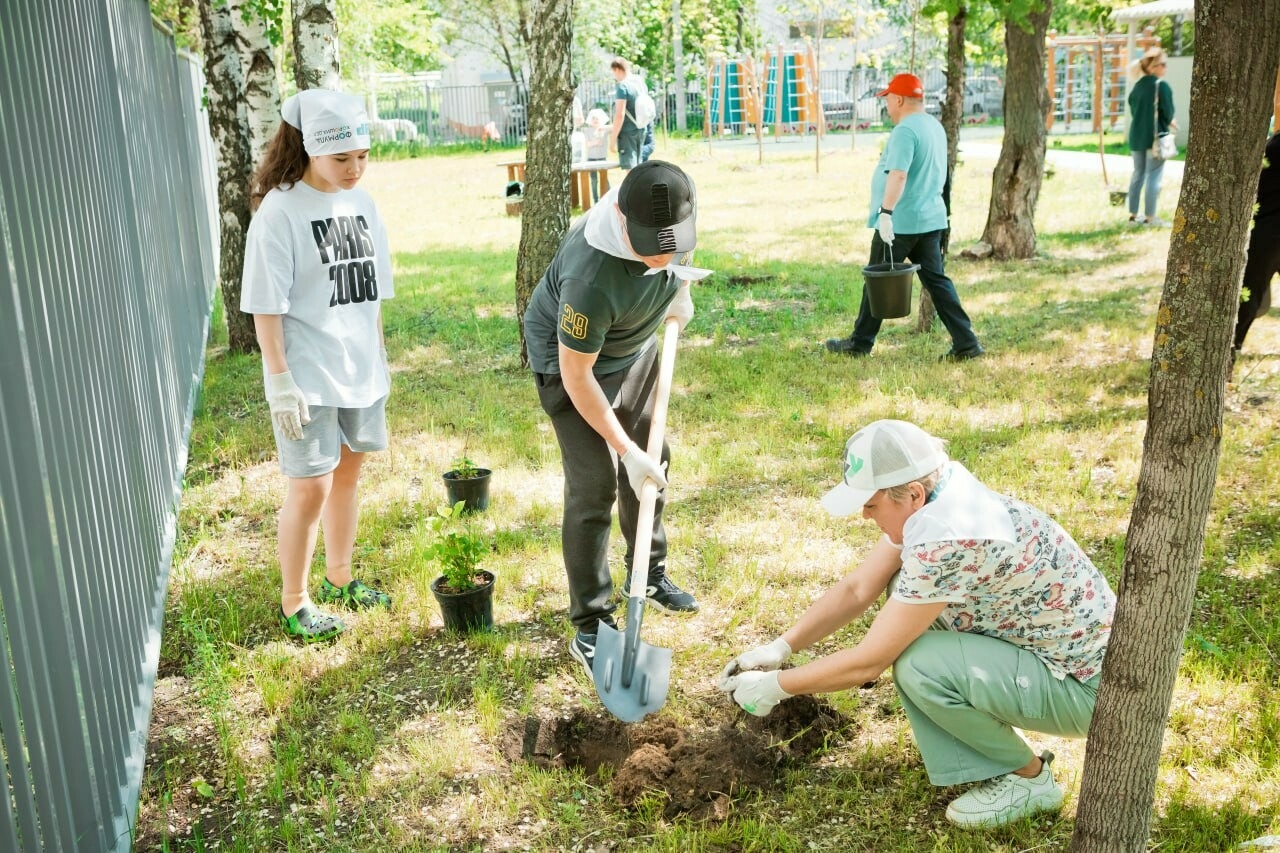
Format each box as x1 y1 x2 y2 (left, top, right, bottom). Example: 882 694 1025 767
135 136 1280 852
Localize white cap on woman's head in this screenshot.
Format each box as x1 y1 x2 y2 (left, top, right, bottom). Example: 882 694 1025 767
820 420 948 517
281 89 371 156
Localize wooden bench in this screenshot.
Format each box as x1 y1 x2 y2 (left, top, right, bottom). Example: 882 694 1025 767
498 159 620 212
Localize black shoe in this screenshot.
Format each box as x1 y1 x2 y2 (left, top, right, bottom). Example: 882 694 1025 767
644 575 699 614
569 616 616 674
940 345 985 362
825 338 871 357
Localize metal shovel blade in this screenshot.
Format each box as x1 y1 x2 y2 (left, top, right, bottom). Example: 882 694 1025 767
592 599 672 722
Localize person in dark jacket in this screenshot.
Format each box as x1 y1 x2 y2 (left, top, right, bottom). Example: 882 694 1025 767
1126 47 1177 227
1233 130 1280 365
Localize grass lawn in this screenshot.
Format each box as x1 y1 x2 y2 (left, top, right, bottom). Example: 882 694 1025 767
1048 130 1187 162
136 136 1280 852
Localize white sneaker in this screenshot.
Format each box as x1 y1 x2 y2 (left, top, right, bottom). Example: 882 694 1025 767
945 751 1065 828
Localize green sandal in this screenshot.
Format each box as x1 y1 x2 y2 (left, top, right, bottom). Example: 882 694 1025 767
280 605 346 642
316 578 392 610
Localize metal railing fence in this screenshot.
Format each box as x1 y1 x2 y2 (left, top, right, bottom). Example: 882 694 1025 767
0 1 216 851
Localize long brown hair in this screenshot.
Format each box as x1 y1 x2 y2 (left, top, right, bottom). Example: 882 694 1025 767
250 122 309 211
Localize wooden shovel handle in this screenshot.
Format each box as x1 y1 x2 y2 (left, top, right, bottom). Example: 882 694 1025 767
627 319 680 601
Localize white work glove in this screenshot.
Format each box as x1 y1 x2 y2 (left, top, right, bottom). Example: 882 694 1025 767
665 285 694 331
265 371 310 441
721 670 792 717
877 211 895 244
718 638 792 690
620 440 668 495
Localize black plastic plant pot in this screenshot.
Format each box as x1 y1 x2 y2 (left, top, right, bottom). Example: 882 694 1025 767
442 468 492 513
430 571 495 632
863 262 921 319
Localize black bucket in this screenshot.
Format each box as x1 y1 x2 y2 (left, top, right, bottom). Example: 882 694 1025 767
862 260 920 319
431 571 495 632
443 468 492 513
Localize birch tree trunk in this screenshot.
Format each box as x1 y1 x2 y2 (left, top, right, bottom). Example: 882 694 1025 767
197 0 257 353
291 0 339 91
980 0 1049 260
514 0 574 366
1071 2 1280 850
917 4 966 333
234 0 280 161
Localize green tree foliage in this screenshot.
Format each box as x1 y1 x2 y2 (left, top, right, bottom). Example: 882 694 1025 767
591 0 758 84
337 0 450 76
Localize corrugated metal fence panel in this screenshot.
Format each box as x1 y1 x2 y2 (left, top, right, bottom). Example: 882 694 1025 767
0 0 216 850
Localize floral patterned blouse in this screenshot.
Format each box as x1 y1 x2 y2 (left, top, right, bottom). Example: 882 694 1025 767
891 463 1116 682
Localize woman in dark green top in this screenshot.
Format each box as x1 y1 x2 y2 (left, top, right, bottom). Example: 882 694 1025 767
1126 47 1177 226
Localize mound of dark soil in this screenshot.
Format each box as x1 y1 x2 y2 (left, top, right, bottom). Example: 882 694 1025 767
500 695 847 820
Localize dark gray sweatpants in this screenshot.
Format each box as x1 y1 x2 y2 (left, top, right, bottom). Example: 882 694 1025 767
534 341 668 633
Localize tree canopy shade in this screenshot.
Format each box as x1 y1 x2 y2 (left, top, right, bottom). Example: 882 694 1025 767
1070 1 1280 850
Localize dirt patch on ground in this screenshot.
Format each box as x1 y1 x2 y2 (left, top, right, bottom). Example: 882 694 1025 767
500 694 847 821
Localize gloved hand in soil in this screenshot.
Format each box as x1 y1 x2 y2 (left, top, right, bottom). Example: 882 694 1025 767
721 670 791 717
717 637 792 690
620 441 668 496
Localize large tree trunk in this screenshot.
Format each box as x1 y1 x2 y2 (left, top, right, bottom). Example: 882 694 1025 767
198 0 257 353
1071 3 1280 851
514 0 575 366
980 0 1050 260
235 0 280 161
917 4 966 333
291 0 340 91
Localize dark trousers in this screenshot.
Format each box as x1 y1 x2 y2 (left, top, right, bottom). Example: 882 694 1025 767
1234 215 1280 351
848 230 981 354
534 342 668 632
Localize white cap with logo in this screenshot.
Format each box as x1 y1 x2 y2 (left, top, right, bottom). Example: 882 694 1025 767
281 89 371 157
820 420 948 517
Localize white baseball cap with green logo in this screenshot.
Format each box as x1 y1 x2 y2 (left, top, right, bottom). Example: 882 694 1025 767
820 419 948 517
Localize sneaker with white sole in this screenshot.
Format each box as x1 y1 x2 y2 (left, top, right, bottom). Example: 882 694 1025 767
624 571 699 613
945 751 1065 828
568 617 616 675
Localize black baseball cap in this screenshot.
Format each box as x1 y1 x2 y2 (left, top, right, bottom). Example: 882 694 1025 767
617 160 697 257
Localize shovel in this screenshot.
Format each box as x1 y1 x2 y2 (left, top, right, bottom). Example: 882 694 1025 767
593 319 680 722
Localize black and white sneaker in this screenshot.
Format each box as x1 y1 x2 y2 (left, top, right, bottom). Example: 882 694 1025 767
568 617 616 675
643 575 699 614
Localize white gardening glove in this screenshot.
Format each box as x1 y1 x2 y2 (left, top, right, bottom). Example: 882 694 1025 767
877 211 895 244
265 371 310 441
665 285 694 332
620 440 668 495
722 670 792 717
718 638 792 690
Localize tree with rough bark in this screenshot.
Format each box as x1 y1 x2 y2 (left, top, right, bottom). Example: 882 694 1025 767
1071 3 1280 850
238 0 282 161
292 0 340 90
197 0 258 353
514 0 575 366
980 0 1050 260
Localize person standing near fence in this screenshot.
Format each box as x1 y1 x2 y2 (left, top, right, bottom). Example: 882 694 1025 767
1126 47 1177 227
241 89 395 642
824 73 983 362
609 58 646 169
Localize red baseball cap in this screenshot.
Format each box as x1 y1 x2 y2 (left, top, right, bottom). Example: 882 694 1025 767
876 73 925 98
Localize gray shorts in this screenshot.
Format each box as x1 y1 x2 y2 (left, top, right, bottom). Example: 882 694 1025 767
274 397 389 478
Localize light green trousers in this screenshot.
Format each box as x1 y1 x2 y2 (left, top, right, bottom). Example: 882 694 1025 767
892 630 1102 786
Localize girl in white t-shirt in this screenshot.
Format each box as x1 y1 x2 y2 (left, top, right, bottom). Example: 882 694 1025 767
718 419 1116 829
241 89 395 642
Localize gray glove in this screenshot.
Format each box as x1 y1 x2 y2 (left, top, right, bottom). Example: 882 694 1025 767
721 670 792 717
266 371 310 441
877 211 895 244
718 637 792 690
620 441 668 495
665 285 694 331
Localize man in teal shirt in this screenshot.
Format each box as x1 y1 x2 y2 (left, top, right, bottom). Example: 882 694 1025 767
826 73 983 361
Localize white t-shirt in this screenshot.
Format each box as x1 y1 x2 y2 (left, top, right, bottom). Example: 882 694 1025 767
891 463 1116 682
241 181 394 408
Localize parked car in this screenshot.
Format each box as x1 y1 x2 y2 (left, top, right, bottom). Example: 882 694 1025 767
854 87 889 124
820 88 855 122
929 76 1004 119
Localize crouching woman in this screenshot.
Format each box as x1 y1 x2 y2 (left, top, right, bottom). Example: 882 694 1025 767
718 419 1115 828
